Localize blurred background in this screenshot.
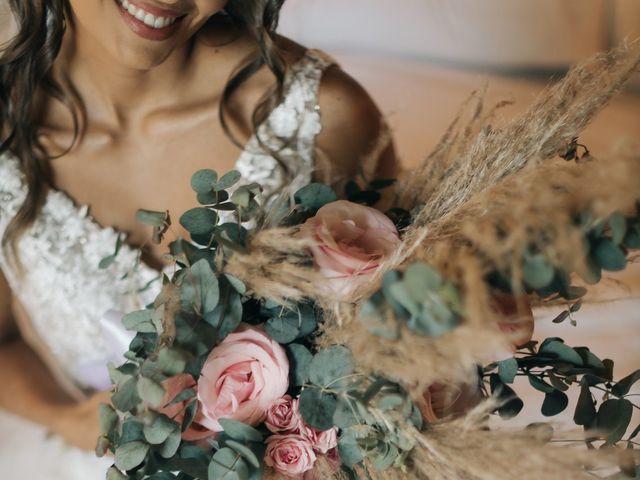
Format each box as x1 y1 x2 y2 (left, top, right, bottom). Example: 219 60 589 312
280 0 640 432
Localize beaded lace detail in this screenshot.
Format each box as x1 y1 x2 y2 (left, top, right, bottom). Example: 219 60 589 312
0 49 335 392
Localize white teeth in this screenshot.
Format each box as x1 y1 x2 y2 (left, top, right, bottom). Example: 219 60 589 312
118 0 177 29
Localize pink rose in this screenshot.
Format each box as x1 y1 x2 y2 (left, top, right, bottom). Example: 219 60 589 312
299 424 338 454
265 435 317 477
158 374 214 442
300 200 400 300
292 397 338 454
266 395 300 433
197 324 289 432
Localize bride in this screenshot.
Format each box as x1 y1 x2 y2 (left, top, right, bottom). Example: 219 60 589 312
0 0 396 471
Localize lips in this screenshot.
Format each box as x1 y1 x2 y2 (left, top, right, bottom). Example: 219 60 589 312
115 0 186 41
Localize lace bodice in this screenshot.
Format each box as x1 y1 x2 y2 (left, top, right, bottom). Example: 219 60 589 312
0 49 335 397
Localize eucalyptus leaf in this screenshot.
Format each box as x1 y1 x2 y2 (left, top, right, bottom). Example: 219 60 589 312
224 274 247 295
215 171 242 191
299 387 338 431
120 420 145 443
574 383 596 427
539 339 583 366
122 310 156 333
528 375 555 393
143 414 177 445
611 369 640 396
225 440 261 469
294 183 337 212
209 447 249 480
182 400 198 432
137 376 165 408
111 377 141 412
333 395 361 429
309 346 355 388
403 262 442 295
218 418 263 443
265 314 299 344
287 343 313 387
338 430 365 466
608 213 627 245
373 443 399 471
114 441 149 471
498 358 518 384
136 209 169 227
541 390 569 417
595 399 633 444
593 239 627 272
99 403 118 435
106 466 128 480
159 428 182 459
523 253 555 289
181 259 220 315
191 169 218 194
490 374 524 419
180 208 218 236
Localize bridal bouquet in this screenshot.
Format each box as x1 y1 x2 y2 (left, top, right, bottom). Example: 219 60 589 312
99 45 640 480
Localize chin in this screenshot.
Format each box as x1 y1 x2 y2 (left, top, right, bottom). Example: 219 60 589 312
110 40 179 71
69 0 227 70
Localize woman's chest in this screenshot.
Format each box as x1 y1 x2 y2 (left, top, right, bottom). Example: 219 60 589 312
47 119 250 260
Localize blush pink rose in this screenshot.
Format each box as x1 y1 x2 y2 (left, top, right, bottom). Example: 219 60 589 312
265 434 317 477
197 324 289 432
300 200 400 300
292 397 338 454
158 374 214 442
265 395 300 433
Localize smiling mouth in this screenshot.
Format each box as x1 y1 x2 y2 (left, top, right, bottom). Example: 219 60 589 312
115 0 187 39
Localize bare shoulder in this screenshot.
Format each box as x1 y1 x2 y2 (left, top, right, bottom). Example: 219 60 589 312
314 63 398 185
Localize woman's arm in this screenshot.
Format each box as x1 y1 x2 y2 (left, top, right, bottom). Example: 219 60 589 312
0 269 107 450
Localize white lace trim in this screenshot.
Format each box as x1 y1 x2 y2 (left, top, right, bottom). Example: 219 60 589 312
0 48 334 391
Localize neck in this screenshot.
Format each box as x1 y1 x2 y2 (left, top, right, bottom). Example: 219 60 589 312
55 24 196 130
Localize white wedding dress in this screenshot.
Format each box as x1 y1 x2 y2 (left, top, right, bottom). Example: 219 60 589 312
0 49 335 480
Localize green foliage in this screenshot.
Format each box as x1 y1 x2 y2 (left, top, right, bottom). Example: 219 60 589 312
309 346 355 388
286 343 313 387
360 262 462 338
484 333 639 450
595 399 634 444
294 183 338 212
180 259 220 315
137 377 165 408
218 419 263 443
99 234 124 270
299 387 338 431
115 441 149 471
344 179 395 207
208 448 249 480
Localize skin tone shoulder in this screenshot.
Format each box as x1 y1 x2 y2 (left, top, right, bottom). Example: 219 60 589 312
0 0 397 449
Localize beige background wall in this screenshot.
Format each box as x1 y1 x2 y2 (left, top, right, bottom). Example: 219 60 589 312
281 0 639 69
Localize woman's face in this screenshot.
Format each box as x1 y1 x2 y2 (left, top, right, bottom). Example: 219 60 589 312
68 0 229 69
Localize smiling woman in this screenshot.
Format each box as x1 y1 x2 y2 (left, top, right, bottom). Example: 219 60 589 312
0 0 394 475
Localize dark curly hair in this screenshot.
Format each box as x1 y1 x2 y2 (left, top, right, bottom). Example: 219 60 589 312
0 0 288 258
